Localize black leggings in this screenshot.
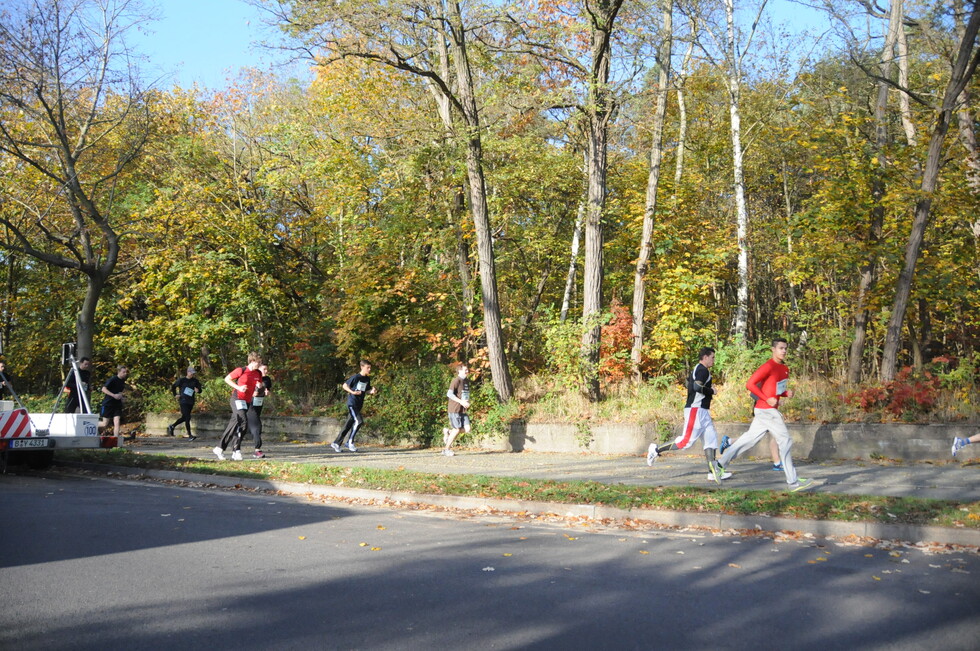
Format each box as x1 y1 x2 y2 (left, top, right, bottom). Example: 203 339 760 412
171 402 194 435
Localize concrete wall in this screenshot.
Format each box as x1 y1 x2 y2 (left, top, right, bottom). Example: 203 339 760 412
145 413 979 461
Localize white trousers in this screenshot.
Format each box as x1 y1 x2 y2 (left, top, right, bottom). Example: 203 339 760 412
719 408 798 484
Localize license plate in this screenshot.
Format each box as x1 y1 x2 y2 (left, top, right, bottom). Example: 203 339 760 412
10 438 53 449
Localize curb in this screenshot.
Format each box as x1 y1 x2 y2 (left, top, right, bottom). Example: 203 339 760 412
57 461 980 548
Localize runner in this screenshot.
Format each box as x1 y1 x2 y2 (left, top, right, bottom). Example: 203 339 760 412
167 366 202 440
646 347 730 483
100 365 130 440
213 352 263 461
717 338 813 492
331 359 376 453
442 363 471 456
952 433 980 457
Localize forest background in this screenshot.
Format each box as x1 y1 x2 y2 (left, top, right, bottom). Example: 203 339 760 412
0 0 978 446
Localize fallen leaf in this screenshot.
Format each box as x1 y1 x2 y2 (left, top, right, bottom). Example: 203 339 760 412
639 550 649 555
298 536 306 540
503 553 512 557
371 547 382 551
919 590 930 594
873 576 881 581
483 567 495 572
359 542 368 547
728 563 741 569
377 525 386 530
865 554 874 558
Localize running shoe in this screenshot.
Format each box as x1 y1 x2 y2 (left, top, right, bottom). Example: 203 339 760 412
330 442 341 453
772 462 784 471
707 468 733 482
720 435 731 455
443 449 455 456
212 446 225 461
166 424 175 436
231 450 243 461
186 435 197 441
646 443 659 466
951 437 968 457
788 478 814 492
253 450 265 459
347 442 358 452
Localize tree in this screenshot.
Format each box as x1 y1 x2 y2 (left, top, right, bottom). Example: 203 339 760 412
270 0 515 402
880 1 980 380
0 0 151 359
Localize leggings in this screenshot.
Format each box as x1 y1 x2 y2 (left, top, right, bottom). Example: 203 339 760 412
171 402 194 435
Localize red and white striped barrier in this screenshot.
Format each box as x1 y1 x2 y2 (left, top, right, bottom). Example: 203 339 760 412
0 408 33 439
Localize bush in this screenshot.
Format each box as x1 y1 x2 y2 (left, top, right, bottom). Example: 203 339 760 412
369 365 448 446
844 366 941 420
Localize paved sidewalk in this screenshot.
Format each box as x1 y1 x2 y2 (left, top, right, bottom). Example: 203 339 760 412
127 437 980 502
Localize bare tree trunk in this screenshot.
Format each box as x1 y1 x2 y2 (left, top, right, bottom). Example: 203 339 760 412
560 202 584 322
848 0 903 384
447 0 514 401
724 0 750 344
631 0 673 382
674 40 694 189
580 0 624 402
881 4 980 380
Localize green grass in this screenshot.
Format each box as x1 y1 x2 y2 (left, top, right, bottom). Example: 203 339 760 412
54 448 980 531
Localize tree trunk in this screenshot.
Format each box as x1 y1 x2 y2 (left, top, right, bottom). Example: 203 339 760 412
560 202 584 322
580 0 623 402
848 0 902 384
881 3 980 380
724 0 750 344
631 0 673 382
447 0 514 401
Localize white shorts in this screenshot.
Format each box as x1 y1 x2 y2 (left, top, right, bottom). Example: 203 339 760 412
673 407 719 450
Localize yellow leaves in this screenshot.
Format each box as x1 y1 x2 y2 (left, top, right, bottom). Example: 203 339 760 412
639 550 649 555
376 525 386 530
359 542 368 547
298 536 306 540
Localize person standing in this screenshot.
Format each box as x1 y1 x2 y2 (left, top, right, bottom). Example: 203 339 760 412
441 363 471 457
331 359 376 453
646 347 730 483
213 352 263 461
0 361 14 399
717 338 813 492
168 366 202 440
63 357 92 413
100 366 130 441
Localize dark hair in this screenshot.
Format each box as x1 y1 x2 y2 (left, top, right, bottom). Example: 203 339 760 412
698 347 715 361
79 356 91 363
359 359 372 368
772 337 788 347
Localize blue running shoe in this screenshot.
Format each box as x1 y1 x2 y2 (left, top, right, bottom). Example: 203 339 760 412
772 462 784 471
720 435 731 455
952 437 969 457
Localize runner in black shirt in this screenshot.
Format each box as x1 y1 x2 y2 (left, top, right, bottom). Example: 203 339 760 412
331 360 376 453
168 366 202 440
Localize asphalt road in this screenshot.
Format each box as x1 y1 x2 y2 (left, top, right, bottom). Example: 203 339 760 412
2 473 978 650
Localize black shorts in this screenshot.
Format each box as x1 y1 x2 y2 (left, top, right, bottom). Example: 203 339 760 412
101 402 122 420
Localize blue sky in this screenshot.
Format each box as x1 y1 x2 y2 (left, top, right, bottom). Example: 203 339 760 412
134 0 830 91
135 0 294 89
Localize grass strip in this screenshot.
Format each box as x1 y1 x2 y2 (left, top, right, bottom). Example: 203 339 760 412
56 448 980 530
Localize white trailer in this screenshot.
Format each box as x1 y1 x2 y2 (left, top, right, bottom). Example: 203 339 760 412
0 401 121 471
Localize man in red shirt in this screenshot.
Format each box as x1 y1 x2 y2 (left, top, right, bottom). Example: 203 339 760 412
213 352 264 461
717 338 813 492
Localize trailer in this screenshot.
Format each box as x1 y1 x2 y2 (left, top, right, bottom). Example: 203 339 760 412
0 401 121 471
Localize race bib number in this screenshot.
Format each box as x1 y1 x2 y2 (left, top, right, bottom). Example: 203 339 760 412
235 399 247 410
462 390 470 402
183 386 195 397
776 379 788 395
355 381 367 392
252 396 264 406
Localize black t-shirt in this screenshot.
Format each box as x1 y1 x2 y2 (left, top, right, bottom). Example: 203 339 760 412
172 377 202 404
345 373 371 409
66 368 91 398
0 371 13 398
102 375 126 408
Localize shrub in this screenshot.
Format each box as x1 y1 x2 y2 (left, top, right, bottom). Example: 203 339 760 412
844 366 941 420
